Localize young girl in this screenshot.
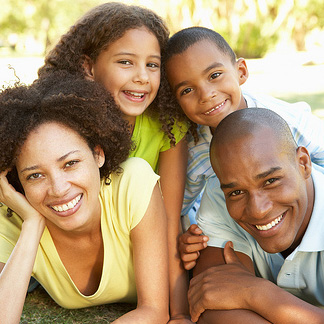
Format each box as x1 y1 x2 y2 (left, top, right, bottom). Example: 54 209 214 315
37 3 190 322
0 73 169 323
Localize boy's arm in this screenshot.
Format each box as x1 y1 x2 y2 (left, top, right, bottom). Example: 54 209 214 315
158 138 194 323
189 243 324 324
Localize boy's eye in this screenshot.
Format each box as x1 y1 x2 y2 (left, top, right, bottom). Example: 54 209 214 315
180 87 193 96
210 72 221 80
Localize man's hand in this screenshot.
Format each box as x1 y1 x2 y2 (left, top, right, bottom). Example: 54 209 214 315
188 241 260 322
179 224 209 270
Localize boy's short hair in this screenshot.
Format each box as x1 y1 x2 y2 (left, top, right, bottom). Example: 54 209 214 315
164 26 236 64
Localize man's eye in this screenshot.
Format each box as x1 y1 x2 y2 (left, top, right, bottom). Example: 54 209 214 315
265 178 277 185
181 88 193 96
230 190 242 197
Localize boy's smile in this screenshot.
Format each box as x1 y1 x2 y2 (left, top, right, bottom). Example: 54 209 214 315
166 39 248 128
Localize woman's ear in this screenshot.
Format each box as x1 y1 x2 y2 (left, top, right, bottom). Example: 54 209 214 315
94 145 105 168
296 146 312 179
83 55 95 80
236 58 249 86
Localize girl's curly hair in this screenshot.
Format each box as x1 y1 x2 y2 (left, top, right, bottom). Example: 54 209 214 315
38 2 187 145
0 71 132 195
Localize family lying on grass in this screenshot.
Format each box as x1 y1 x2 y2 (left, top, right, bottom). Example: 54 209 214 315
1 2 324 324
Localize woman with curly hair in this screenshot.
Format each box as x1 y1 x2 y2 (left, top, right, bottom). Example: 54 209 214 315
0 74 169 323
38 3 192 322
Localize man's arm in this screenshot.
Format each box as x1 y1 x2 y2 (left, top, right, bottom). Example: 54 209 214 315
189 242 324 324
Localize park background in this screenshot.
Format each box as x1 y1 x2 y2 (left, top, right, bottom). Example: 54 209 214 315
1 0 324 323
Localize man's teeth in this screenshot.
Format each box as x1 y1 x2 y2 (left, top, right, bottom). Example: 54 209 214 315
124 90 144 98
204 100 225 115
255 215 283 231
51 194 82 212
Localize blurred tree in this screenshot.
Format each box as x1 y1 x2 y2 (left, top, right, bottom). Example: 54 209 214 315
0 0 323 57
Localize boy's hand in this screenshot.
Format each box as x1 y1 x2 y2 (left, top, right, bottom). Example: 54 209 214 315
0 170 44 223
188 241 260 322
179 224 209 270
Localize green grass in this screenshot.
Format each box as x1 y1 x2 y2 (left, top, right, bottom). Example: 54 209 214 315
21 286 135 323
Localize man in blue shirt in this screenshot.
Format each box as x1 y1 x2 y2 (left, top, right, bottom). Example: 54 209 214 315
188 108 324 323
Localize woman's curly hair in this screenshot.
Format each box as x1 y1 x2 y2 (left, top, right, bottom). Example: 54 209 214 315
37 2 188 145
0 71 132 195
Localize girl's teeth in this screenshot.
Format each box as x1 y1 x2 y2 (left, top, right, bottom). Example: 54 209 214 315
125 91 144 98
255 215 283 231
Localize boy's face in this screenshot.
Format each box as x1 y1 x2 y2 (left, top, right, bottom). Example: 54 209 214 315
211 127 313 255
166 40 248 128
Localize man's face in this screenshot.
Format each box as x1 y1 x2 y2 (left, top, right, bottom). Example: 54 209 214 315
211 127 313 255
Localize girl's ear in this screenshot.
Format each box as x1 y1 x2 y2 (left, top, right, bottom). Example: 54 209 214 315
236 58 249 86
83 55 95 80
94 145 105 168
296 146 312 179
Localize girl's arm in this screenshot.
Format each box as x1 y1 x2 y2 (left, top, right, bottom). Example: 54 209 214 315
0 171 45 324
158 138 193 323
112 184 169 324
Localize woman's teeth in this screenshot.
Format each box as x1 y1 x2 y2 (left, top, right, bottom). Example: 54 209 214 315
51 194 82 212
255 214 283 231
204 100 225 115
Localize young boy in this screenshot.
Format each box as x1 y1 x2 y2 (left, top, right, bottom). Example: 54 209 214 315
164 27 324 268
188 108 324 323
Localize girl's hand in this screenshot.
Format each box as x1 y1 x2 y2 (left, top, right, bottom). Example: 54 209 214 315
0 170 43 223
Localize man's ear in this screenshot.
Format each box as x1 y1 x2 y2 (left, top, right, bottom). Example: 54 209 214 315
236 58 249 86
83 55 95 80
94 145 105 168
296 146 312 179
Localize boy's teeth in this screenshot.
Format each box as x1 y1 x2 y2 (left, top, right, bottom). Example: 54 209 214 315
255 215 283 231
51 194 82 212
204 100 225 115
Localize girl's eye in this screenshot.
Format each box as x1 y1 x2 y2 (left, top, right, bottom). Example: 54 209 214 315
210 72 221 80
147 62 159 69
27 173 42 180
118 60 132 65
65 160 79 168
180 88 193 96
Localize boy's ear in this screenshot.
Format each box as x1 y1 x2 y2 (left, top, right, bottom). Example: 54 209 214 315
83 55 95 80
236 58 249 86
296 146 312 179
94 145 105 168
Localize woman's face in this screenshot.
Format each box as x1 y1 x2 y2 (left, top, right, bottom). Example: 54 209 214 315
16 122 105 232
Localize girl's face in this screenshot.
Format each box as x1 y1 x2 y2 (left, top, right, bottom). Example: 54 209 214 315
86 27 161 126
16 122 105 233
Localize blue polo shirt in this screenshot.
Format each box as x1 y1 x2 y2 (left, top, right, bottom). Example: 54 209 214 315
197 164 324 306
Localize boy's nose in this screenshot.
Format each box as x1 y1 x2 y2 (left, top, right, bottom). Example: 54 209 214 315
199 86 217 104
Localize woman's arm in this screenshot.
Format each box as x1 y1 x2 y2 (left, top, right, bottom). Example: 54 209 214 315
0 171 45 324
112 184 169 324
158 138 194 323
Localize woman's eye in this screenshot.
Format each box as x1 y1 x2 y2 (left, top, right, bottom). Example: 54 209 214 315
210 72 221 80
27 173 42 180
65 160 79 168
180 88 193 96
